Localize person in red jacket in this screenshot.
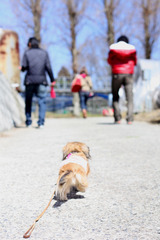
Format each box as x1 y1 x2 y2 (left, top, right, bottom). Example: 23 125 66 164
108 35 137 124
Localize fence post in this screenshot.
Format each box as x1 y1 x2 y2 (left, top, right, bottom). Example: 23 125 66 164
73 92 80 116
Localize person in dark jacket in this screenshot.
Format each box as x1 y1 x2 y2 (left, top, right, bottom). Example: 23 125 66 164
108 35 137 124
21 37 55 128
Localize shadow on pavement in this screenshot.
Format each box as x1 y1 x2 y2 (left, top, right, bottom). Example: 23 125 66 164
97 122 115 125
53 193 85 208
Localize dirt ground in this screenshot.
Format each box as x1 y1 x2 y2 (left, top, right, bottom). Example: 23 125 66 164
134 109 160 124
45 109 160 125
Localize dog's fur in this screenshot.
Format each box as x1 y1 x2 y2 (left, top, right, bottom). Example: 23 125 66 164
55 142 91 201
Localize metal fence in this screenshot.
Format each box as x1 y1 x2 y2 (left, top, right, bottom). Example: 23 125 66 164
19 76 111 114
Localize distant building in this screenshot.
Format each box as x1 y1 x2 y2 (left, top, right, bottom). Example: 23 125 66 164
0 29 20 84
58 66 71 77
134 59 160 112
118 59 160 113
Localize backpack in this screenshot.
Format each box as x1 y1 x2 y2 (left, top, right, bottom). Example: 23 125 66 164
71 75 82 92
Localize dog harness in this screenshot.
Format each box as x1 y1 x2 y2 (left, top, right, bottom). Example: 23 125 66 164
60 154 88 173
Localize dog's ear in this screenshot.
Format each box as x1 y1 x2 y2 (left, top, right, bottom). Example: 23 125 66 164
62 146 68 160
62 142 91 160
82 144 91 159
62 143 72 160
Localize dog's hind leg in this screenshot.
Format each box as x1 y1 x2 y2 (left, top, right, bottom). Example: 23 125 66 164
75 174 88 192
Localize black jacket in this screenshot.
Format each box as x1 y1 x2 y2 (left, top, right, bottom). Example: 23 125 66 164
22 47 55 85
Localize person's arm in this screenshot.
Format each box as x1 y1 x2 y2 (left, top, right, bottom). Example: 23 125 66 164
107 51 111 65
107 50 115 65
21 52 29 72
45 52 55 84
88 77 93 90
129 50 137 66
21 66 29 71
134 51 137 66
87 77 94 96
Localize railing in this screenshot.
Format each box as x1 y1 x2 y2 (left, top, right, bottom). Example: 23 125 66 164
54 76 111 94
19 76 112 114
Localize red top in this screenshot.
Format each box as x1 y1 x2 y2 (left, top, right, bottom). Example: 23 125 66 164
108 41 137 74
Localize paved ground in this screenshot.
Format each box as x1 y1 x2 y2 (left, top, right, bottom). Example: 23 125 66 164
0 117 160 240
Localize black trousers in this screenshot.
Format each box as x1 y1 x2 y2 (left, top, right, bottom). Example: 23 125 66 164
112 74 133 122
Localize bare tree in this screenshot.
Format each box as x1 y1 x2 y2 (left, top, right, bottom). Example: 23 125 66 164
11 0 49 44
30 0 42 42
53 0 88 74
81 0 124 85
133 0 160 59
99 0 126 47
103 0 115 46
67 0 79 73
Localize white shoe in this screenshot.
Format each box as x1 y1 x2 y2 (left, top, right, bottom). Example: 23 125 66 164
37 125 44 129
26 125 32 128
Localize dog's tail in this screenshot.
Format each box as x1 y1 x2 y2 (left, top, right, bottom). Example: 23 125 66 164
58 170 88 200
59 170 73 185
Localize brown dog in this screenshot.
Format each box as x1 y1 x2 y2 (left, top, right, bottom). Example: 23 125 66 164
55 142 91 201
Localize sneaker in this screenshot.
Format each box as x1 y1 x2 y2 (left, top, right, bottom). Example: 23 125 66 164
26 124 32 128
115 120 121 124
37 125 44 129
82 109 87 118
127 121 133 125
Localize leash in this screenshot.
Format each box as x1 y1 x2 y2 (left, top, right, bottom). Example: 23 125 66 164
23 190 55 238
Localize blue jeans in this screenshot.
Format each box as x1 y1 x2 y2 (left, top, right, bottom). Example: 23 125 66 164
79 91 90 110
25 84 48 126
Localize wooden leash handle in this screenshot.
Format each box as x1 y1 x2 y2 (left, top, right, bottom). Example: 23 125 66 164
23 190 55 238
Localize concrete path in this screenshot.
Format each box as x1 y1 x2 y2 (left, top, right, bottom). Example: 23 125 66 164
0 117 160 240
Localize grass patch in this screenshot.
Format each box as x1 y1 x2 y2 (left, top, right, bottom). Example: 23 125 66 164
45 112 102 118
134 109 160 124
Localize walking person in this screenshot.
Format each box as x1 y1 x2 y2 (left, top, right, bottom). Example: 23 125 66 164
78 67 93 118
108 35 137 124
21 37 55 128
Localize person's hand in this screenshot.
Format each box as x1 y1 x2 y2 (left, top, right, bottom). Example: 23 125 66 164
51 81 56 87
18 66 22 70
89 92 94 97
